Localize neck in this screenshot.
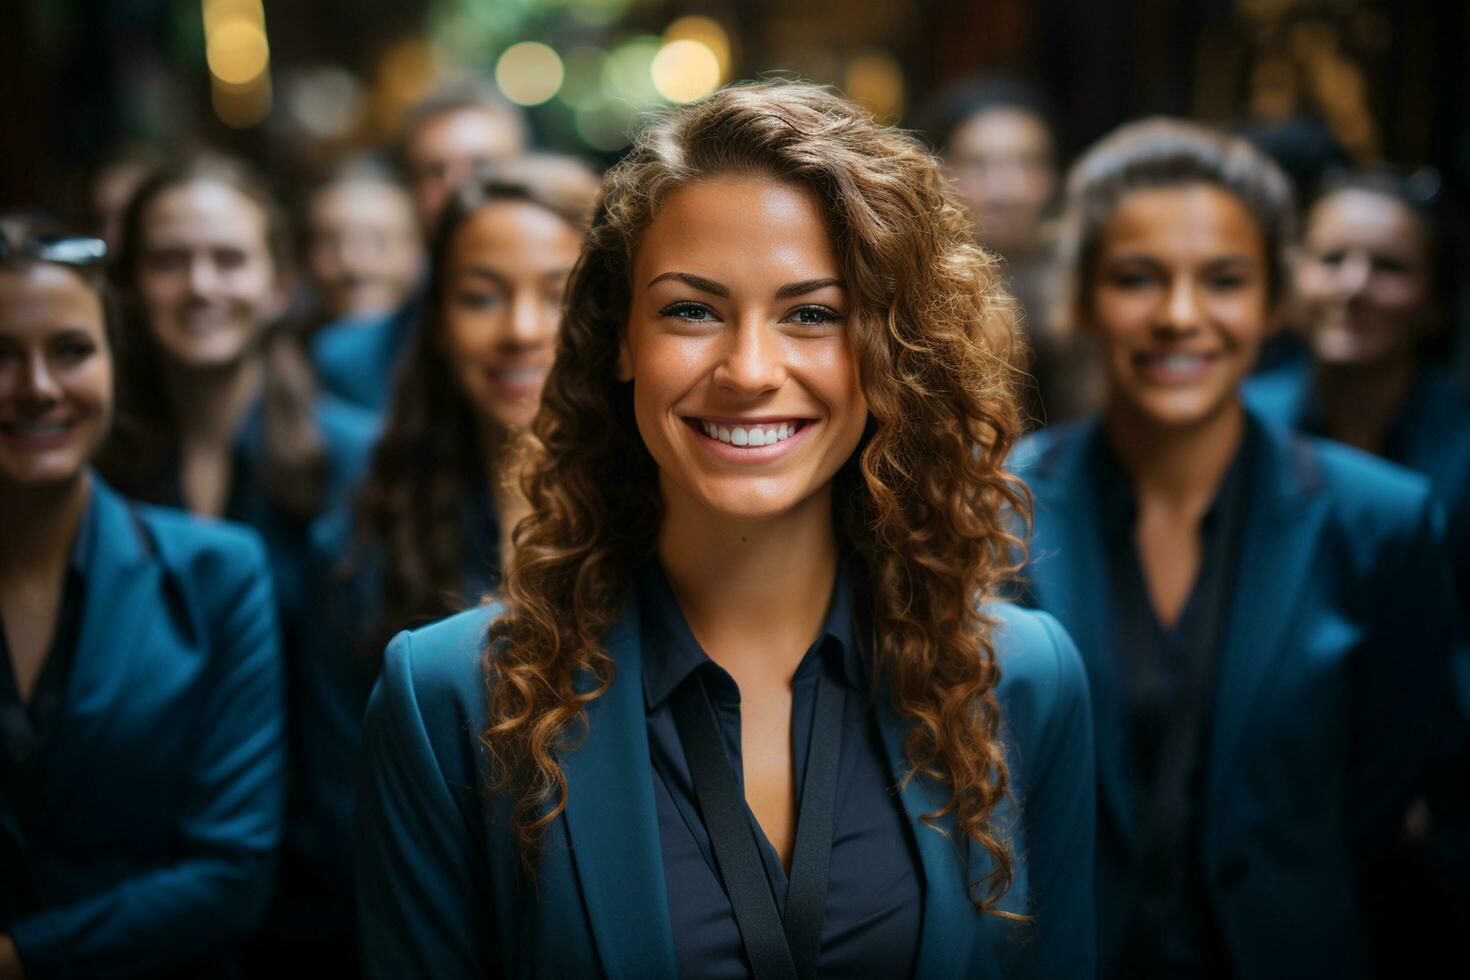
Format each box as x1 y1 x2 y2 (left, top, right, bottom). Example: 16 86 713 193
1104 395 1245 518
163 354 264 449
0 472 91 582
1312 355 1416 454
657 481 840 683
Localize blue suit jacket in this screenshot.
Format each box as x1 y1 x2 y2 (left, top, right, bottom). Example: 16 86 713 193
0 477 286 979
355 598 1098 978
1014 414 1460 979
310 295 420 413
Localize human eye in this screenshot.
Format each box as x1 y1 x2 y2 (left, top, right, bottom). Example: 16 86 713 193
1107 268 1156 290
53 336 98 362
782 304 845 327
1314 249 1346 267
215 248 248 271
658 301 720 323
1372 256 1408 276
455 288 504 311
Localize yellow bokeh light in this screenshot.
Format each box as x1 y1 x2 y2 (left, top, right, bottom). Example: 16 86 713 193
845 51 904 122
495 42 565 107
202 0 263 35
650 40 721 104
206 21 270 86
213 74 272 129
663 16 730 80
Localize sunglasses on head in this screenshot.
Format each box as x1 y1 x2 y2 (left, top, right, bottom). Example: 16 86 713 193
0 231 108 266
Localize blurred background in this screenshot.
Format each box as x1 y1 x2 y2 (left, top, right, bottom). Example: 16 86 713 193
4 1 1467 204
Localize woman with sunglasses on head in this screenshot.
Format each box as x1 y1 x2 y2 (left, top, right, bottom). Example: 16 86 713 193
1246 168 1470 977
0 217 284 980
99 153 377 649
282 155 599 972
1014 121 1459 979
354 81 1096 979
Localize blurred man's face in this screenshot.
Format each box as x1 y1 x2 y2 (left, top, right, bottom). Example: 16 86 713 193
946 107 1056 258
306 179 424 320
404 107 524 235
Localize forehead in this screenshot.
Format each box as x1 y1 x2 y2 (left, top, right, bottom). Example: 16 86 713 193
1307 189 1428 252
636 177 839 280
144 179 270 246
312 180 415 224
952 108 1052 157
448 200 582 266
408 107 521 164
1099 183 1265 260
0 265 106 333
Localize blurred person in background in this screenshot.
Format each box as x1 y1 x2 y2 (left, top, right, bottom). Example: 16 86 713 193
98 151 376 662
1246 168 1470 976
927 77 1102 425
311 80 530 413
0 216 284 980
1015 119 1460 979
301 155 423 328
354 81 1095 979
279 156 598 973
89 144 165 249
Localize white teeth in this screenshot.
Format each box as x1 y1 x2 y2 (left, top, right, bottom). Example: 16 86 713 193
731 427 749 446
697 420 802 446
1157 354 1205 371
718 426 731 443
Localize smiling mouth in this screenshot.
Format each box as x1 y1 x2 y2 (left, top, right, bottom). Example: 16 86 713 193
1133 351 1220 383
684 417 812 447
0 418 76 441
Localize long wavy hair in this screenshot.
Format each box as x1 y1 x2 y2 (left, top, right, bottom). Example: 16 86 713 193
485 81 1029 912
100 152 328 518
347 156 600 656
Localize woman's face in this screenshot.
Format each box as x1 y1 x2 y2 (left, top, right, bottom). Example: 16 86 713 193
306 178 423 320
1088 182 1272 430
1296 189 1434 366
0 265 113 488
439 200 583 433
622 176 869 523
135 179 284 369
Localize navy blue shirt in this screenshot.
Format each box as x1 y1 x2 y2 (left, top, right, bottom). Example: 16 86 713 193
638 560 924 980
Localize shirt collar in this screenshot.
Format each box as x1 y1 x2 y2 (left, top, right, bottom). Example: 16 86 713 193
638 553 865 711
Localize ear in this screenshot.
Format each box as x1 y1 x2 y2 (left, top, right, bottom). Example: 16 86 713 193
616 334 634 382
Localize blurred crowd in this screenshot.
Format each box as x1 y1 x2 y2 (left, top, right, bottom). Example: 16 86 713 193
1 65 1467 979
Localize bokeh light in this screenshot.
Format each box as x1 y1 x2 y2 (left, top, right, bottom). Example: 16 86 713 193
603 36 662 107
651 39 721 103
495 41 564 107
663 16 731 80
558 46 609 110
575 95 637 152
201 0 263 36
206 21 270 86
844 50 904 122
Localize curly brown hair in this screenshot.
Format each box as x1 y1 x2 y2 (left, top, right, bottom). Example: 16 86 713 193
486 80 1029 912
346 155 599 655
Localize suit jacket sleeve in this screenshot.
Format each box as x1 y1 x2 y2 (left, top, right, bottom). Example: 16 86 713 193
8 534 286 979
1012 611 1098 979
355 630 498 979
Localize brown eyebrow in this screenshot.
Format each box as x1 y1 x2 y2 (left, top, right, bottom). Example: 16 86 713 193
647 271 845 300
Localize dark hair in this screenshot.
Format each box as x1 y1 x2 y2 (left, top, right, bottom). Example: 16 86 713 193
0 212 118 349
1311 166 1461 312
393 78 530 171
918 76 1055 156
346 154 599 654
1055 117 1296 329
99 152 330 518
486 80 1028 913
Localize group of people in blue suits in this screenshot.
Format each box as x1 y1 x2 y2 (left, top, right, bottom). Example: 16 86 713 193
1 75 1466 980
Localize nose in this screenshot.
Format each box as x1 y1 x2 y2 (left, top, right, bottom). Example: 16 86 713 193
712 317 785 395
187 255 219 297
1158 276 1204 335
505 289 555 346
1335 250 1373 297
17 350 63 404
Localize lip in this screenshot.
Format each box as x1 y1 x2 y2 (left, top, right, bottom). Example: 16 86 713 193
0 417 78 450
1132 349 1221 385
482 361 551 400
681 415 817 463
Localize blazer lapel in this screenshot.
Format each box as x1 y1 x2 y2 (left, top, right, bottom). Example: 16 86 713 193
40 479 163 810
559 601 679 980
1025 424 1137 850
873 693 975 980
1207 421 1330 792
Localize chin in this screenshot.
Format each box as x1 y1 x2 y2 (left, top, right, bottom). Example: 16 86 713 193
1125 387 1237 430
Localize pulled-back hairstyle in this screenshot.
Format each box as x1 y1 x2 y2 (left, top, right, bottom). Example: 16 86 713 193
485 80 1028 912
100 152 328 518
347 155 600 655
1055 117 1296 332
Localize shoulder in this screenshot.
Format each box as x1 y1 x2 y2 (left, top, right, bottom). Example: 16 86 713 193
1305 433 1436 531
134 498 272 585
373 603 502 745
985 602 1091 755
1010 418 1095 485
1242 359 1310 424
310 311 394 367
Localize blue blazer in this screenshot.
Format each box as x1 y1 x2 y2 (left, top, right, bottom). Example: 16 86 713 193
310 295 420 413
0 477 286 978
1014 413 1460 979
355 598 1098 978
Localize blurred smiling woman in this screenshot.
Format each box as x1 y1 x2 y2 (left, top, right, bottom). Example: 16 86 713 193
0 217 284 979
356 82 1096 979
1014 120 1460 979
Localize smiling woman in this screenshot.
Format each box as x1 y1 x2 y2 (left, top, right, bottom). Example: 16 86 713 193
355 81 1098 980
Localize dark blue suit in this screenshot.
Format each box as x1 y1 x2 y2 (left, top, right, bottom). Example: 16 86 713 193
355 598 1098 978
1014 413 1460 979
0 477 286 978
309 297 420 413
